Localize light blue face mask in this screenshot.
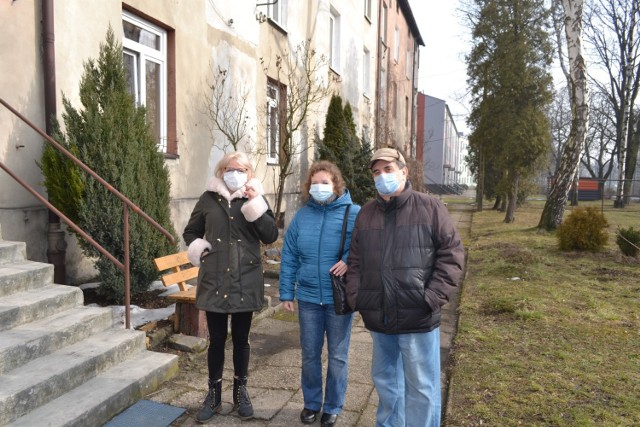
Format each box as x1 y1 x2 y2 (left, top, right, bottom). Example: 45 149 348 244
375 172 400 195
309 183 334 202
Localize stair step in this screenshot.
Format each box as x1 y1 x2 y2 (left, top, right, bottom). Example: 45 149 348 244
0 260 53 297
0 241 26 265
6 350 179 427
0 306 114 375
0 284 83 331
0 328 149 425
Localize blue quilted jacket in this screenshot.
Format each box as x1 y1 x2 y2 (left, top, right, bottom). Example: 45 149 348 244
279 190 360 305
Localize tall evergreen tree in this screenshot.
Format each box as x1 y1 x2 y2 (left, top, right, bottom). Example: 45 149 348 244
318 94 347 164
318 96 374 205
46 27 177 302
466 0 554 223
351 134 377 205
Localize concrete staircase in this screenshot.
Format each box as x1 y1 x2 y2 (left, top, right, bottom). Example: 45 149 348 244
0 232 179 426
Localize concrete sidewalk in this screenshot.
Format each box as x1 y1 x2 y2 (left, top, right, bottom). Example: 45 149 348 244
146 194 474 426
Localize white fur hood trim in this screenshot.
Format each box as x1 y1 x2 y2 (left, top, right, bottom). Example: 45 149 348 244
206 176 268 222
206 176 264 201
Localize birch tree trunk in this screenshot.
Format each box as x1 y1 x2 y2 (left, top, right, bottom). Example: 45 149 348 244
614 65 634 208
538 0 589 230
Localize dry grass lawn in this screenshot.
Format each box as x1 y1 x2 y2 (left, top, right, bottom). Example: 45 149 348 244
445 199 640 427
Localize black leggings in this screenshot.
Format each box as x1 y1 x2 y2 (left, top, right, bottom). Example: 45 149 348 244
205 311 253 382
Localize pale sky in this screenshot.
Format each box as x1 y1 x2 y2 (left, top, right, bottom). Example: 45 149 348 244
409 0 472 135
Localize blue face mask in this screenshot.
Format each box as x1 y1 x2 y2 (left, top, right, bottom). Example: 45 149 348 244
309 183 334 202
375 172 401 195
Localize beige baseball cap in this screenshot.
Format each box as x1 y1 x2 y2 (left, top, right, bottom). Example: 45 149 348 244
369 147 406 169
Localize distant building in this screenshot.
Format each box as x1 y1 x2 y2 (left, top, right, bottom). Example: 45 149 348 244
374 0 424 156
417 93 472 193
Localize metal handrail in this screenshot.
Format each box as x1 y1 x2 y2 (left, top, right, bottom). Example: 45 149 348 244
0 97 176 329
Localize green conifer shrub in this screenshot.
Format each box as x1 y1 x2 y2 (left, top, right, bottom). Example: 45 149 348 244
318 94 347 165
556 207 609 252
39 121 83 224
616 226 640 257
317 95 375 205
42 27 177 303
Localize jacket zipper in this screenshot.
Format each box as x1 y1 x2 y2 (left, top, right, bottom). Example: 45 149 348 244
317 206 326 305
230 199 245 303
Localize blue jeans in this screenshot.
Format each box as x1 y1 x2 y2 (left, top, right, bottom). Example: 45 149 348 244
298 300 354 415
371 328 441 427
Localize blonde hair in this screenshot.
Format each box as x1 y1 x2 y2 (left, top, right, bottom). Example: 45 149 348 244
214 152 254 179
302 161 346 197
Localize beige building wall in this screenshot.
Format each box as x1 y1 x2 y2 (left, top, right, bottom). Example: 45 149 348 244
1 1 51 261
376 0 422 157
255 1 378 220
0 0 400 284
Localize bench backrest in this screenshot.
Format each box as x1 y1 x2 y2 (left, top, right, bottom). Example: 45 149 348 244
154 251 198 292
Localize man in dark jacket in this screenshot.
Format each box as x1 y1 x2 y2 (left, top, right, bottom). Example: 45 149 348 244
346 147 465 427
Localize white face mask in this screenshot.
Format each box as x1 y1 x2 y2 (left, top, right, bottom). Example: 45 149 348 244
223 170 248 192
309 183 334 202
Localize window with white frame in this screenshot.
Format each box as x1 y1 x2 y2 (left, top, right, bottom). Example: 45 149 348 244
122 12 167 152
394 26 400 63
329 7 341 72
364 0 372 21
380 66 387 110
381 3 388 45
267 80 281 164
363 47 371 97
267 0 287 28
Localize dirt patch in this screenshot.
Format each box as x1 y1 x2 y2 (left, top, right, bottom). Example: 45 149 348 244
499 245 539 265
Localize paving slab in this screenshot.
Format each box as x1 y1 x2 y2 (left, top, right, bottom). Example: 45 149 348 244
144 193 474 426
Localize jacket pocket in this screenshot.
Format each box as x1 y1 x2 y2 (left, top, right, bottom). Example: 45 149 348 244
200 246 226 274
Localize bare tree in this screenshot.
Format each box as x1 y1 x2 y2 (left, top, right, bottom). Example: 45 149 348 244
548 87 572 175
260 40 331 222
203 66 253 153
538 0 590 230
582 88 618 181
585 0 640 207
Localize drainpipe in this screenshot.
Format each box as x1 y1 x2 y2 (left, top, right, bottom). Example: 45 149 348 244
42 0 67 284
374 0 383 148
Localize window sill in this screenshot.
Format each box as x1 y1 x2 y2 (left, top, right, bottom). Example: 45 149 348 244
267 19 288 36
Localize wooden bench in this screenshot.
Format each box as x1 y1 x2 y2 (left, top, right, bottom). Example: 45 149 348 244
154 251 208 338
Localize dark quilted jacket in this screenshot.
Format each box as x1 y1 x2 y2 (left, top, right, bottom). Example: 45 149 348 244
183 191 278 313
346 183 464 334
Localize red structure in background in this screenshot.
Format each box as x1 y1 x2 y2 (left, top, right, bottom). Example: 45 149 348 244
547 177 603 201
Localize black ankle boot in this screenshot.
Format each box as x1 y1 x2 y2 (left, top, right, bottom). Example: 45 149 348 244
196 379 221 423
233 376 254 420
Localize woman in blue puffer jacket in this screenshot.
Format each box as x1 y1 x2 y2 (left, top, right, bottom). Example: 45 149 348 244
280 160 360 427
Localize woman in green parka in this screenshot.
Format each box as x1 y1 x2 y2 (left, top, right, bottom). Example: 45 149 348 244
183 151 278 423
